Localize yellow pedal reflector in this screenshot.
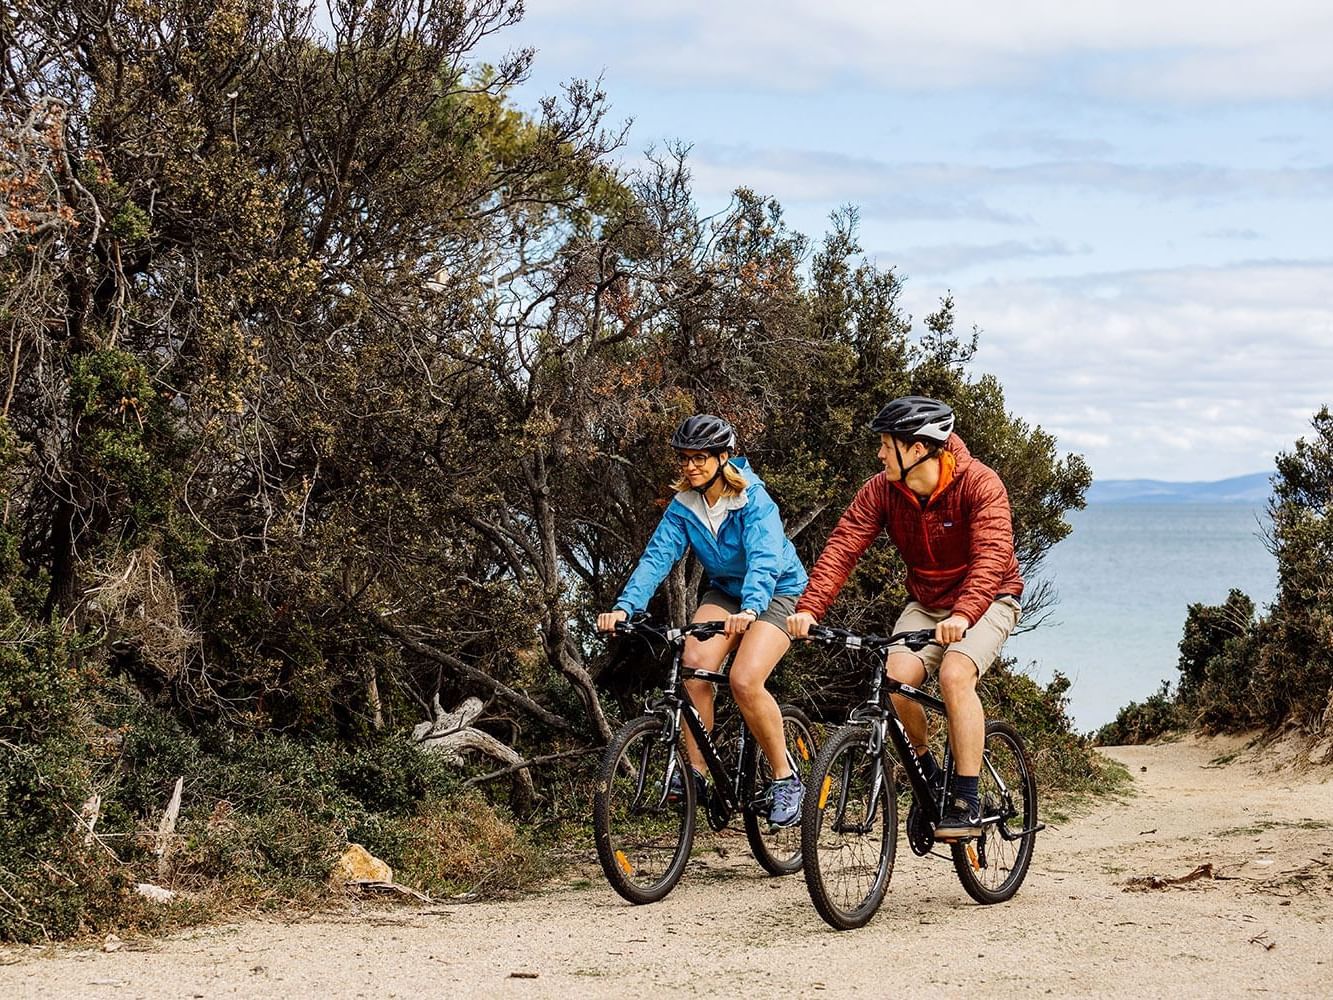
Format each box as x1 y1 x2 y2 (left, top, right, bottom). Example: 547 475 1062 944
818 775 832 809
796 737 809 761
966 843 980 870
614 850 634 876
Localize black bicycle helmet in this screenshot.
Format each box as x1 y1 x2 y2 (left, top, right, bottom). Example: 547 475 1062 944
868 396 955 444
670 414 737 453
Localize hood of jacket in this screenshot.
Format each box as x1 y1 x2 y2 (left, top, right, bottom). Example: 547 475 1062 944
671 455 758 529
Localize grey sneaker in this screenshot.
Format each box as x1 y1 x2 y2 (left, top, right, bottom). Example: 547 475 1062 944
934 796 982 841
767 773 805 829
667 766 707 804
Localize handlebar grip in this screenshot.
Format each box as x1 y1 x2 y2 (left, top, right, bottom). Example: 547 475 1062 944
807 624 852 640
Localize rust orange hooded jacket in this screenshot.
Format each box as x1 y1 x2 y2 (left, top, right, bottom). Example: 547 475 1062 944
794 433 1023 627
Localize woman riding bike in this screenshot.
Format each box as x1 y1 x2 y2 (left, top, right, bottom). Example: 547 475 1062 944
597 414 809 828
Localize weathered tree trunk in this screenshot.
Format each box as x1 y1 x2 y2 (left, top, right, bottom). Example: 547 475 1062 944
413 695 536 809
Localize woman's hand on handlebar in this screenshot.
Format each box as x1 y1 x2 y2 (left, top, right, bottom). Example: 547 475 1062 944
935 614 969 644
597 609 628 633
786 611 818 638
723 610 756 636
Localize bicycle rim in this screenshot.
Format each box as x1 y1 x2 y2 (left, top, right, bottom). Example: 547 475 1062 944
951 720 1037 904
801 725 897 930
593 716 696 904
744 705 817 876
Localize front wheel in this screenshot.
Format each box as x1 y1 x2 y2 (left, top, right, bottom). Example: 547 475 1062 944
593 715 696 904
744 704 817 876
801 725 898 930
951 719 1038 904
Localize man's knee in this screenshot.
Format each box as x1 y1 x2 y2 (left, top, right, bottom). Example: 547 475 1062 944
886 652 926 685
683 676 714 702
938 655 979 699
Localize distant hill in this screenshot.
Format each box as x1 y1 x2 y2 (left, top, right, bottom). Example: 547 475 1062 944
1087 471 1273 505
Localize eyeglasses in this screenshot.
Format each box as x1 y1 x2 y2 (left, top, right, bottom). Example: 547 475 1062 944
676 452 714 468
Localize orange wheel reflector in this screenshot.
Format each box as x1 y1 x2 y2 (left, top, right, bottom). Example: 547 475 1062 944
967 843 980 870
614 850 634 876
818 775 832 809
796 737 809 761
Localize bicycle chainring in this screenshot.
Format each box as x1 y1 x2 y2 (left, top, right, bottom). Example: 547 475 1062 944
906 797 934 856
705 787 732 832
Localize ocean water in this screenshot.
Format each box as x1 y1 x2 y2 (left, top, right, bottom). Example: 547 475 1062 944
1005 503 1277 733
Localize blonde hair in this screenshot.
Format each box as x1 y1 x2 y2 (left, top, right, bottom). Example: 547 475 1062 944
671 458 748 497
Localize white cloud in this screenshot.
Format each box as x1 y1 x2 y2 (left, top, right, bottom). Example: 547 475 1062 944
682 145 1333 211
891 239 1088 276
978 130 1116 159
935 261 1333 479
519 1 1333 101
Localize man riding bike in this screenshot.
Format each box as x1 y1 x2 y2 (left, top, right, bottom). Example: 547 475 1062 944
597 415 810 828
787 396 1023 841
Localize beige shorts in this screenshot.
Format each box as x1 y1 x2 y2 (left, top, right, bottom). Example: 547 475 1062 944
699 588 799 633
886 597 1022 676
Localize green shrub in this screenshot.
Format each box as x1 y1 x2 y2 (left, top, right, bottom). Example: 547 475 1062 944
1094 681 1187 745
980 659 1125 801
361 792 548 898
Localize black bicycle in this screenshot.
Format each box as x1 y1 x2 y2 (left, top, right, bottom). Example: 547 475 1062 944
593 617 817 904
799 625 1041 929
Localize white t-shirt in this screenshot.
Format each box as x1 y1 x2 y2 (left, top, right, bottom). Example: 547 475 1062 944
703 497 728 537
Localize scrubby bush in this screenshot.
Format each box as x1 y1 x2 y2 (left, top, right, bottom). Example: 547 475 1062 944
1106 406 1333 743
980 661 1126 802
1095 681 1187 746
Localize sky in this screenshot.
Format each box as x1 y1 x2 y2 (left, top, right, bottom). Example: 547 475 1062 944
478 2 1333 481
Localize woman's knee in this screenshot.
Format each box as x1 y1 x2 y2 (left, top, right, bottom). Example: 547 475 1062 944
727 667 770 707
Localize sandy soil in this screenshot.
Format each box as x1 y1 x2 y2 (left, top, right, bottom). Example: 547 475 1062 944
3 734 1332 1000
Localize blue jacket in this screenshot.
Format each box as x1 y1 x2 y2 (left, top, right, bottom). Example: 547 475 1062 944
614 457 808 616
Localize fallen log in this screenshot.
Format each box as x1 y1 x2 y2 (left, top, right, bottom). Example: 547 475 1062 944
413 695 536 808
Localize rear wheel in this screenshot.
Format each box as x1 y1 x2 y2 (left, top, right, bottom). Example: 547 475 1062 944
593 715 696 904
951 719 1037 904
801 725 897 929
744 705 817 875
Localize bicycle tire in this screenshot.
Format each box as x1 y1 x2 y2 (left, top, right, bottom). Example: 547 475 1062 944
743 704 817 876
593 715 696 904
950 719 1037 904
801 724 898 930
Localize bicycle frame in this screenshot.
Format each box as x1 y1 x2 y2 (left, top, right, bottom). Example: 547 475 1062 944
810 626 1041 842
619 619 764 822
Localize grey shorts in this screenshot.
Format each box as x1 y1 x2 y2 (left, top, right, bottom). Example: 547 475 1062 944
886 597 1022 676
699 588 799 633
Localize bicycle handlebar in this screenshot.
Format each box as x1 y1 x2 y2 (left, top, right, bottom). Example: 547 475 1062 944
609 618 728 643
802 624 949 652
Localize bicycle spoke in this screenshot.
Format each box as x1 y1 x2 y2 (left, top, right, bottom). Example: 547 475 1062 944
745 706 817 876
595 717 695 904
802 726 897 929
951 720 1036 904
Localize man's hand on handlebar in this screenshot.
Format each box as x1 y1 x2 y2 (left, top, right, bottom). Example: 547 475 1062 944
935 614 969 645
786 610 818 638
597 609 628 633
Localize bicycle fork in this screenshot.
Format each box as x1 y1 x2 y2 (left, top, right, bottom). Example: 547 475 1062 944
827 720 891 835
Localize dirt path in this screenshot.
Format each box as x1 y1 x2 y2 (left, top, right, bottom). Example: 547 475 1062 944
4 735 1332 999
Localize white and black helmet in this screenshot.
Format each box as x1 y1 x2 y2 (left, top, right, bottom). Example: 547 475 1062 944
670 414 737 453
868 396 955 444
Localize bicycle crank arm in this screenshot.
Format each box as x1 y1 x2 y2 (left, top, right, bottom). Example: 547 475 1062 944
999 821 1046 840
831 821 875 835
